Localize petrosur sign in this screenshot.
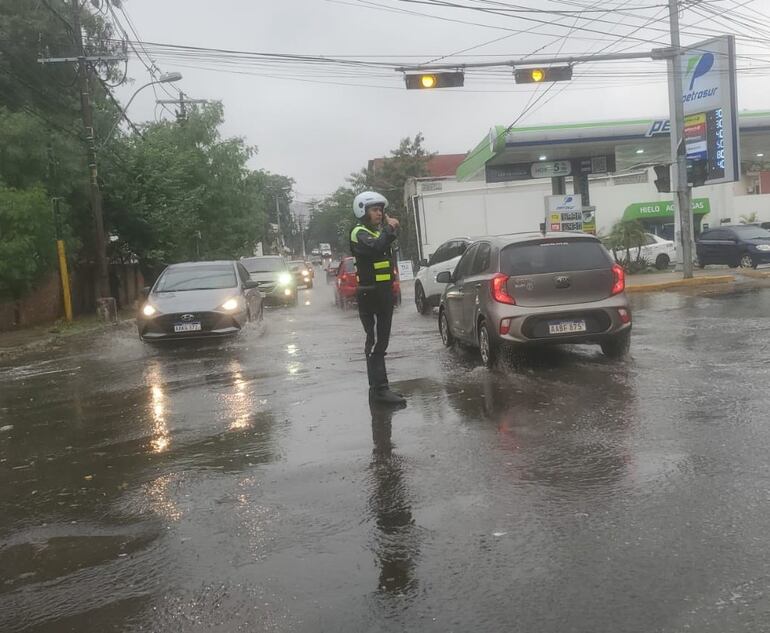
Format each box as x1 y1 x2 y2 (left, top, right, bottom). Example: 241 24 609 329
679 35 739 185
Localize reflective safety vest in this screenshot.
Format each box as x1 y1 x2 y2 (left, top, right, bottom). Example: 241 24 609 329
350 224 393 285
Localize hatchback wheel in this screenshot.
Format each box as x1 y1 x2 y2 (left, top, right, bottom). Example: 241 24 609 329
415 283 431 315
740 253 758 269
478 321 498 369
439 309 454 347
601 330 631 359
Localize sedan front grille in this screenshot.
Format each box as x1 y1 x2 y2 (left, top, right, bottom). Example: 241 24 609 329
150 311 228 333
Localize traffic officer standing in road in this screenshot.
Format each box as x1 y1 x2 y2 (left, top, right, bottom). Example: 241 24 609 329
350 191 406 406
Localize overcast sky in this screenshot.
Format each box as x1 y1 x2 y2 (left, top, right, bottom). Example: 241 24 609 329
114 0 769 202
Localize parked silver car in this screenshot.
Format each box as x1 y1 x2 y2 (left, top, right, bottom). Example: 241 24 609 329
436 233 632 367
138 261 263 342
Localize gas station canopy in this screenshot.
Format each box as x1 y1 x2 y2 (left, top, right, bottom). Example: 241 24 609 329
456 111 770 183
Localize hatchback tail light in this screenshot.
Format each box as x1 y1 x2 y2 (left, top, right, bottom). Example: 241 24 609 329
611 264 625 296
491 274 516 305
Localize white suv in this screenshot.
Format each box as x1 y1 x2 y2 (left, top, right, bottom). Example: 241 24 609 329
414 238 470 314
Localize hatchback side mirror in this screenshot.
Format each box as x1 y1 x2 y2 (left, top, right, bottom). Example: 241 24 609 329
420 259 429 268
436 271 453 284
244 280 260 289
141 286 151 297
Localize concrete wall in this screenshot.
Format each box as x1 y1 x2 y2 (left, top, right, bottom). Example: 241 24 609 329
0 273 63 332
0 263 145 332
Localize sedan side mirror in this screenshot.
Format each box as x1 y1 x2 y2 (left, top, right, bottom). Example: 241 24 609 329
436 271 453 284
244 280 260 290
141 286 151 297
420 259 429 268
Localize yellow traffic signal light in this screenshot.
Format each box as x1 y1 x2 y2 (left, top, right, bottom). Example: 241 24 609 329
514 66 573 84
420 74 437 88
404 71 464 90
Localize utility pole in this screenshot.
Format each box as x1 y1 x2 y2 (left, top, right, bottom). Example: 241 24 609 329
156 92 208 122
275 195 283 254
667 0 695 278
39 1 126 318
72 1 111 302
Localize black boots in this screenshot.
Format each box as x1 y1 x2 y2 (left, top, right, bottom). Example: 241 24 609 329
367 354 406 406
370 386 406 406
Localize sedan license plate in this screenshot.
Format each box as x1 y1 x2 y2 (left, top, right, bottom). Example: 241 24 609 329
548 319 586 335
174 322 202 333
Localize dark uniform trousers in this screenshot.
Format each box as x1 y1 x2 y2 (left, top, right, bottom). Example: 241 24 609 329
358 284 394 389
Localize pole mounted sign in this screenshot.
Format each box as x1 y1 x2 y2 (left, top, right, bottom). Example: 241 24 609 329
680 35 739 186
545 195 583 232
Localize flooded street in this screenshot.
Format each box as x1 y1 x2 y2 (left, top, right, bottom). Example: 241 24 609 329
3 281 770 632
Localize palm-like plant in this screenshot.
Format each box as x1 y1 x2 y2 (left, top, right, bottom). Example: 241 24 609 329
606 220 647 268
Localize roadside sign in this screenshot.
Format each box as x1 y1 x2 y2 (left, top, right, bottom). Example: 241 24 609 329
397 260 414 281
680 35 739 185
486 155 615 183
544 195 583 232
531 160 571 178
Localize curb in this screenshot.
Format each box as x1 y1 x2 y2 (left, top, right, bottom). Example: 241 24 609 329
734 269 770 280
626 274 735 293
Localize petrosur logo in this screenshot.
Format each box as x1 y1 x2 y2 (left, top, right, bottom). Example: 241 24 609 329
683 52 718 104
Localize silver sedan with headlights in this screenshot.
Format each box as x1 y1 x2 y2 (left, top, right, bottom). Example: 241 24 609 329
240 256 298 306
137 261 263 342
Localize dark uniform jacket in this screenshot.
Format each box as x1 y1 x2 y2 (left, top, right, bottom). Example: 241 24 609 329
350 223 398 289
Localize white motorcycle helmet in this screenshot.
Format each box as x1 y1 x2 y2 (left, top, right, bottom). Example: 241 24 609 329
353 191 388 219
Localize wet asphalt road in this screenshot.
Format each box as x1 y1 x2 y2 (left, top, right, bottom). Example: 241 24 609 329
3 278 770 632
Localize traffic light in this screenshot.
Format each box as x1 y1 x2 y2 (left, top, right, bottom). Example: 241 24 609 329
514 66 573 84
404 71 464 90
653 165 671 193
687 159 708 187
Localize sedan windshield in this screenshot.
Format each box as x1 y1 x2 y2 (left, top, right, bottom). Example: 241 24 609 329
155 265 237 292
242 258 286 273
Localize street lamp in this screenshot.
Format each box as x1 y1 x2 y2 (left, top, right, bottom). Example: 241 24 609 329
101 72 183 145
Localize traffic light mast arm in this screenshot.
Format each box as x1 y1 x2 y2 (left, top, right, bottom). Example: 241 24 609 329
395 49 664 74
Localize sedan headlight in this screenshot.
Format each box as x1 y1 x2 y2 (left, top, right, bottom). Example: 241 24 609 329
278 272 293 285
142 304 157 317
221 297 240 311
755 244 770 252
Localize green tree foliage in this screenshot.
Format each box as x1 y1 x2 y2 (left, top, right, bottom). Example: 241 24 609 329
307 134 433 258
606 220 648 270
306 187 356 253
0 186 56 299
0 1 296 296
103 104 283 273
357 134 433 261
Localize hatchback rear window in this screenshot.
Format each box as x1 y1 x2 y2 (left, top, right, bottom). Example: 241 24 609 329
501 239 612 275
343 259 356 273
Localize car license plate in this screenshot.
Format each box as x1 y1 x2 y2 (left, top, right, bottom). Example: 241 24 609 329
548 320 586 335
174 322 201 333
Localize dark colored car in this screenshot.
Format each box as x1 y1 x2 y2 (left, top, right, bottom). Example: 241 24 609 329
696 225 770 269
288 260 314 289
240 256 298 306
437 233 632 367
137 261 263 342
334 256 402 310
